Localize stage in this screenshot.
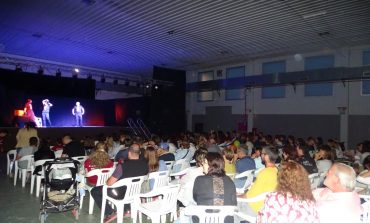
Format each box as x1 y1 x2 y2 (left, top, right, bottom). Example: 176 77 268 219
2 126 132 147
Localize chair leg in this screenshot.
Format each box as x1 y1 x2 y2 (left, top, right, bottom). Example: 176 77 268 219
80 194 84 210
131 205 137 223
139 211 143 223
14 166 18 186
36 176 41 198
30 174 35 194
116 204 124 223
6 161 9 175
88 194 94 214
21 170 27 188
101 198 107 223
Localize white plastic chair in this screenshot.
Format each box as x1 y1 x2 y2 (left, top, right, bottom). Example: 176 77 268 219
360 195 370 223
254 167 265 177
182 205 236 223
82 168 114 214
235 192 270 223
308 173 320 189
54 150 63 158
101 175 146 223
14 155 34 187
132 184 180 223
170 159 190 180
235 169 255 194
71 156 88 165
164 161 174 171
30 159 54 197
148 170 169 190
6 149 17 176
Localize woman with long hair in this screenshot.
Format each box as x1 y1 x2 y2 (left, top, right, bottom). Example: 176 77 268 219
144 146 167 173
257 161 318 223
193 152 237 223
84 142 114 185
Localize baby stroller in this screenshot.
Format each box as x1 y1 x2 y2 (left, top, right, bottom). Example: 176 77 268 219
39 158 81 223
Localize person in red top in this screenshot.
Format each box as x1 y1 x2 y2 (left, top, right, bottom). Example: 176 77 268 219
24 99 37 124
84 142 113 185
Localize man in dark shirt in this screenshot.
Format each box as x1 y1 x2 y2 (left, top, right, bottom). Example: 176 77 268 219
234 147 256 188
61 134 85 158
296 145 318 174
91 143 149 223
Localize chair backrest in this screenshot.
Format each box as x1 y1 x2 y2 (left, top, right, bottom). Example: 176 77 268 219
360 195 370 223
254 167 265 177
235 169 255 192
116 175 146 201
171 159 190 174
54 150 63 158
148 170 169 189
7 150 17 161
308 173 320 189
19 155 35 170
157 184 180 212
183 205 236 223
86 168 114 186
226 173 236 181
164 161 174 170
71 156 88 165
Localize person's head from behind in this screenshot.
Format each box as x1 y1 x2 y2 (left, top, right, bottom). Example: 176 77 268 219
193 148 208 167
29 137 38 147
144 146 159 172
25 122 36 129
0 129 8 137
202 152 225 177
236 147 248 159
261 146 279 166
89 142 110 168
27 99 32 103
363 155 370 170
62 134 73 145
128 143 141 159
316 144 333 161
282 145 298 161
277 161 314 202
251 147 262 158
181 141 190 150
223 147 235 162
324 163 356 192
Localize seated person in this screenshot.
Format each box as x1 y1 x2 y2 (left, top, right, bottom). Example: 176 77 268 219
33 139 55 175
144 146 167 190
193 152 237 223
84 143 114 185
314 144 333 174
223 147 236 175
257 161 319 222
17 137 38 169
296 144 318 174
157 143 175 162
251 147 264 169
313 163 362 223
61 134 85 158
242 146 279 216
234 147 255 188
356 155 370 185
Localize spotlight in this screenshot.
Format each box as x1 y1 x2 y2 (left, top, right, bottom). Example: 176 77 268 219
145 83 151 89
153 84 159 90
74 68 79 73
113 79 118 85
37 66 44 75
56 68 62 77
100 76 106 83
15 64 23 72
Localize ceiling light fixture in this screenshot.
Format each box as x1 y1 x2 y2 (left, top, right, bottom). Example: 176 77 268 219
302 11 327 19
37 66 44 75
56 68 62 77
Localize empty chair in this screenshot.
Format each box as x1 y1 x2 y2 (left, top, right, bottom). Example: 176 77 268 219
14 155 34 187
100 175 146 223
181 205 236 223
6 149 17 176
82 168 114 214
132 184 180 223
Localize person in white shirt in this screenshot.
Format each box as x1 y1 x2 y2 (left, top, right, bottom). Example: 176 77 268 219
313 163 362 223
177 148 208 206
72 101 85 127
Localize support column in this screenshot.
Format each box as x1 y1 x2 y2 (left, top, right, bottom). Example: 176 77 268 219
338 107 348 149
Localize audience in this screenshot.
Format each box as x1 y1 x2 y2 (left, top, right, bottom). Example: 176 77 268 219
193 152 237 223
17 136 38 169
314 144 333 173
91 143 148 223
157 142 175 161
251 147 264 169
15 122 38 150
84 142 114 186
296 144 318 174
257 161 319 222
223 147 236 175
356 155 370 185
313 163 362 223
33 139 55 175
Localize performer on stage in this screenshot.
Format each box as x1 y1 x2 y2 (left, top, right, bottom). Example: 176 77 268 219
24 99 36 124
72 101 85 127
42 99 53 127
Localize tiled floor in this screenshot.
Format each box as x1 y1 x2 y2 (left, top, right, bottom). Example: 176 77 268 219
0 175 120 223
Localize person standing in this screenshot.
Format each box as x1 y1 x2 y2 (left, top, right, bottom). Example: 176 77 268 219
72 101 85 127
24 99 37 125
42 99 53 127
